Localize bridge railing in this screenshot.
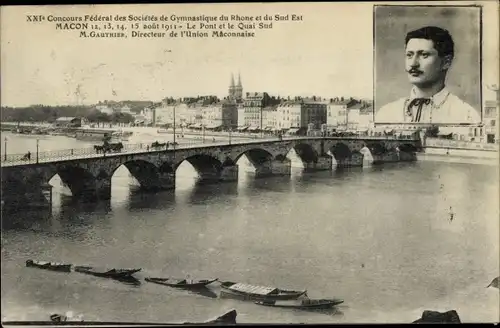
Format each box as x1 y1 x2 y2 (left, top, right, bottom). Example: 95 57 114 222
0 138 257 165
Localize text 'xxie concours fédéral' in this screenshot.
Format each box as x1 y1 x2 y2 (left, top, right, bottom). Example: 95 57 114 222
25 13 304 39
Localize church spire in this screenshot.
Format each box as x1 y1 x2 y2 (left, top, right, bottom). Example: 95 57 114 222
237 72 242 87
230 73 235 87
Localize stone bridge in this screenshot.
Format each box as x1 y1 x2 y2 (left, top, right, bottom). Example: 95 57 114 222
1 137 422 211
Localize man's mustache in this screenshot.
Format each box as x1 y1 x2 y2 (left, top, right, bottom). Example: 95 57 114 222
407 68 423 74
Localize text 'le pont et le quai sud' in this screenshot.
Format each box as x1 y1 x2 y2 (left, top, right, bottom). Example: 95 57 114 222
26 13 304 39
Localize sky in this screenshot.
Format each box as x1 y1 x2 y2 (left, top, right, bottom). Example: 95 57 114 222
1 1 498 107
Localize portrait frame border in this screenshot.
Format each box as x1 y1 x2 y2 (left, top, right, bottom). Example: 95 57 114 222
372 3 484 126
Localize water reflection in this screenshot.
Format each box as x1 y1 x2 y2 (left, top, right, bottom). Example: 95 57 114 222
111 276 142 287
184 182 239 205
186 287 218 299
55 195 112 216
287 307 345 317
124 188 177 211
2 209 52 231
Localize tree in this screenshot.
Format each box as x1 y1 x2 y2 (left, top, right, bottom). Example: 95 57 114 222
85 110 111 123
110 112 134 124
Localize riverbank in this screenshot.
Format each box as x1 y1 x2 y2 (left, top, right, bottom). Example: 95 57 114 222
418 149 498 166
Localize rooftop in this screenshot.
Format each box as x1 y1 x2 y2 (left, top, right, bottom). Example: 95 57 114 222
330 99 354 105
55 117 79 121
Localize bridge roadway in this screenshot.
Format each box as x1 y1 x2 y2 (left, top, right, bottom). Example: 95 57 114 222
1 136 301 167
1 136 422 212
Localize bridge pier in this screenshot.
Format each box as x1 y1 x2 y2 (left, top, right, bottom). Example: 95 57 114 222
132 172 176 191
72 176 111 201
334 152 365 167
197 165 239 184
1 182 52 213
94 177 112 200
220 164 239 182
254 159 291 178
157 172 176 190
376 151 401 163
303 155 333 171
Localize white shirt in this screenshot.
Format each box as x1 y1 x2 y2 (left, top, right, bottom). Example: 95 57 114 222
375 87 481 124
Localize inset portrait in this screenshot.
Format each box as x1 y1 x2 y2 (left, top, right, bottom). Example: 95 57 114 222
374 5 482 125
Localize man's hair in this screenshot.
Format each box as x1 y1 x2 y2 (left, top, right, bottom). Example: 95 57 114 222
405 26 454 60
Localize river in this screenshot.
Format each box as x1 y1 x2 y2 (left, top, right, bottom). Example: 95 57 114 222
1 132 499 324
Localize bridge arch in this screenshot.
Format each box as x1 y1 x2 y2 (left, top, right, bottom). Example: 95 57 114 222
222 156 236 167
176 154 223 180
49 165 98 200
289 143 319 164
365 142 387 156
234 148 274 166
398 143 418 153
110 159 165 191
330 142 352 161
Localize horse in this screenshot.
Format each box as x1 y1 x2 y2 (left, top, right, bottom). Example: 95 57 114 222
94 145 105 153
151 141 167 149
107 142 123 153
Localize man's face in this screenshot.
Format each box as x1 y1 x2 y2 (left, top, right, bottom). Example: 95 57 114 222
405 38 449 87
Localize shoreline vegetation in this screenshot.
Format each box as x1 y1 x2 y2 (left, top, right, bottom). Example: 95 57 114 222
0 103 147 124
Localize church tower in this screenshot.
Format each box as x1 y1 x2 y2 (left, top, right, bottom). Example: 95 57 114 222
234 72 243 101
228 73 236 100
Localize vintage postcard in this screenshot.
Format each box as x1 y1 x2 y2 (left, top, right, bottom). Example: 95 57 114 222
1 1 498 325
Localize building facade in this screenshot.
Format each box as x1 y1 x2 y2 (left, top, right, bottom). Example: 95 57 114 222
302 101 327 129
277 98 327 131
277 101 301 130
262 106 278 131
326 98 356 131
201 101 237 130
358 106 374 132
241 92 272 129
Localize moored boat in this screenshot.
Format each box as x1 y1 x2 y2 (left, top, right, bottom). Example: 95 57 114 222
25 260 72 272
145 277 218 288
255 298 344 309
74 266 141 279
219 281 307 301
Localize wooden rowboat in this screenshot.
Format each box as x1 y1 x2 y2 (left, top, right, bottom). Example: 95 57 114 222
220 281 307 301
74 266 141 279
25 260 72 272
255 298 344 309
145 277 218 288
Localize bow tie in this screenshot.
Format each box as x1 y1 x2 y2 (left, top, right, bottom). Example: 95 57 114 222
406 98 431 122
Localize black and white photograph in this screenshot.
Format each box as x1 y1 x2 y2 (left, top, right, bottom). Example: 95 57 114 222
1 1 498 326
374 5 483 125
